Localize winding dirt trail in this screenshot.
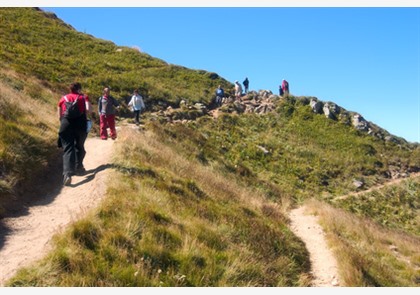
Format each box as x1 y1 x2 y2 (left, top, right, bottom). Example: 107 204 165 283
0 136 115 286
289 206 340 287
1 126 416 286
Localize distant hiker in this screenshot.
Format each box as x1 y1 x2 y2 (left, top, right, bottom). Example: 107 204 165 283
234 80 243 101
128 89 145 125
98 87 120 140
279 84 284 96
243 77 249 94
57 82 92 186
215 85 225 107
281 79 289 96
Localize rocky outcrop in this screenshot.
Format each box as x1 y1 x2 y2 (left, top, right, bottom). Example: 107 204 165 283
152 91 407 147
352 113 369 131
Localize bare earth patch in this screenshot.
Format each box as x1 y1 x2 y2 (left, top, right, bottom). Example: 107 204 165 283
0 137 114 286
4 126 412 287
289 206 340 287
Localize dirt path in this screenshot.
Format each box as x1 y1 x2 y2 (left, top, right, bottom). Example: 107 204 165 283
1 127 416 286
333 172 420 201
288 172 420 287
0 136 115 286
289 206 340 287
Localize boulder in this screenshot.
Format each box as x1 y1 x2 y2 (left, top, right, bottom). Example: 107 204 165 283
310 98 324 114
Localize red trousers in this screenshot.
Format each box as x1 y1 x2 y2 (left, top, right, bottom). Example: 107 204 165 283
99 114 117 140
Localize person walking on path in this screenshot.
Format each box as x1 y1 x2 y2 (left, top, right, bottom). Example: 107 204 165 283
234 80 243 101
215 85 225 107
243 77 249 94
98 87 120 140
128 89 145 125
281 79 290 96
57 82 92 186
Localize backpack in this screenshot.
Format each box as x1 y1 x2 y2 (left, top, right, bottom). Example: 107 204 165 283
63 95 83 118
216 88 224 96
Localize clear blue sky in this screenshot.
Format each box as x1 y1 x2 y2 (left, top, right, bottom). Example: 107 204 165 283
40 5 420 143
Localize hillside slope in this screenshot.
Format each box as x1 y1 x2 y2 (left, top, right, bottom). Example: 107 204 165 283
0 137 114 286
0 128 347 287
0 7 231 214
0 8 232 107
0 7 419 287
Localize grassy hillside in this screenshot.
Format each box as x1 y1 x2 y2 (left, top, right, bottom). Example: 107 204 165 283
0 7 419 287
7 119 420 286
0 8 232 107
0 68 60 208
0 7 231 212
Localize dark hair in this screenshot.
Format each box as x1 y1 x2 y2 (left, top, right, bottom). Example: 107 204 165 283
70 82 81 93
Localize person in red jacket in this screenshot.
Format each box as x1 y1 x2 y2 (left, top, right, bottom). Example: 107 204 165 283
57 82 92 186
281 79 290 96
98 87 120 140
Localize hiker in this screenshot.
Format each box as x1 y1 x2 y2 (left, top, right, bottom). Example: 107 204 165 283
279 84 284 96
281 79 289 96
128 89 145 125
243 77 249 94
215 85 224 107
98 87 120 140
57 82 92 186
234 80 243 101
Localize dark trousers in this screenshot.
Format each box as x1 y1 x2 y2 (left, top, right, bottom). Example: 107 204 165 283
215 96 222 107
134 110 140 123
59 117 87 176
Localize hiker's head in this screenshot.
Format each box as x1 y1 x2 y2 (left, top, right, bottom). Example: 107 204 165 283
103 87 110 95
70 82 81 94
134 89 138 94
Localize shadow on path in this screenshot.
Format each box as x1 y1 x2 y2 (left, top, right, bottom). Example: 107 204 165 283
0 163 114 250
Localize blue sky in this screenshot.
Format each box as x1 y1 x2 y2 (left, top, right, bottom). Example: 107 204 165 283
39 5 420 143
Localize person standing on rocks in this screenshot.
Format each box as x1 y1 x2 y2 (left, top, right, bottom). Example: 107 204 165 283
57 82 92 186
215 85 225 107
98 87 120 140
234 80 243 101
281 79 289 96
243 77 249 94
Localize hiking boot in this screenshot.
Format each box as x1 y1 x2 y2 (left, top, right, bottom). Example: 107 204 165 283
75 167 86 176
63 173 72 186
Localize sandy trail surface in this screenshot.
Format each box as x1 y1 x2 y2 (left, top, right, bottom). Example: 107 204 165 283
0 137 114 286
289 206 340 287
2 126 414 286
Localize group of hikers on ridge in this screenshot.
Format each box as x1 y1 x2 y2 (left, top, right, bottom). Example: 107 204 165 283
215 77 290 106
58 78 289 187
57 83 146 186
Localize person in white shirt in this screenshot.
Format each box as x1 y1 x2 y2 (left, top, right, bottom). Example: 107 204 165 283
234 80 243 101
128 89 146 125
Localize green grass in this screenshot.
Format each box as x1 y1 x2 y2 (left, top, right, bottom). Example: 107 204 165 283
1 7 419 287
0 8 231 108
0 69 59 212
7 128 311 286
332 176 420 236
305 198 420 286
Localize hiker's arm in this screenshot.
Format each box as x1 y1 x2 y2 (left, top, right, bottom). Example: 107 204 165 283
114 97 120 107
98 98 101 114
57 106 61 120
85 100 92 115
